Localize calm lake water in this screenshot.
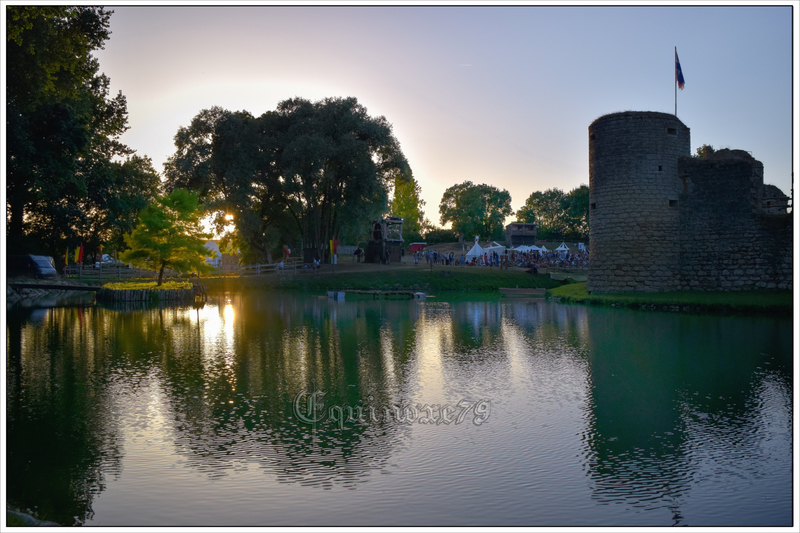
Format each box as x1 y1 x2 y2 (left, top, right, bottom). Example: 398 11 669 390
5 292 793 527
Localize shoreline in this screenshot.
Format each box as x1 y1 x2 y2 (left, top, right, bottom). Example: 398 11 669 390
547 282 792 316
6 266 792 316
198 265 791 316
6 279 96 307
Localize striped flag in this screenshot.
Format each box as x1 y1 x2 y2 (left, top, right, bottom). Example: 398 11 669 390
675 49 685 90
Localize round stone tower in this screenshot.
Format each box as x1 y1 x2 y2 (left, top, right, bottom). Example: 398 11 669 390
588 111 691 293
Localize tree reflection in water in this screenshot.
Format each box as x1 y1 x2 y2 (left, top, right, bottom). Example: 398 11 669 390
5 295 793 526
582 308 793 525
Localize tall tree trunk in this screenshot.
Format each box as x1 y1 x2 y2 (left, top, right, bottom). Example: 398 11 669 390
158 264 165 286
264 237 273 264
7 196 26 250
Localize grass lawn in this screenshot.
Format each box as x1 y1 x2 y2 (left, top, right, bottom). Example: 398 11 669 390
549 282 793 314
203 264 562 293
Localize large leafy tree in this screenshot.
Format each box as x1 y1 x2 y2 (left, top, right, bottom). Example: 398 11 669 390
516 185 589 240
6 6 155 262
165 108 283 263
561 185 589 240
25 154 160 265
165 97 411 262
516 188 564 234
120 189 213 286
439 181 514 242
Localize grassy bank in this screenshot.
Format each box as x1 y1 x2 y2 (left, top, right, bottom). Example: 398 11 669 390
202 265 561 293
98 280 195 303
101 281 192 290
198 267 791 315
549 282 793 315
7 512 27 526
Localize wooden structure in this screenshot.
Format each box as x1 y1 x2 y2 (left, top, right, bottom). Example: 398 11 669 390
328 289 426 300
365 216 404 264
505 222 538 247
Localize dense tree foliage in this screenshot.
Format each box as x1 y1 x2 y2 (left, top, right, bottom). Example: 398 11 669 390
7 6 158 263
516 185 589 240
165 97 410 262
439 181 514 242
423 227 459 244
120 189 213 285
390 174 432 243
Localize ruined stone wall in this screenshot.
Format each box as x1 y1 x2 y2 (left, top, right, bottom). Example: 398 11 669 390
677 155 792 291
588 111 690 292
587 112 791 293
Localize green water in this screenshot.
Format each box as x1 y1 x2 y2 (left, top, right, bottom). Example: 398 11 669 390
5 293 793 526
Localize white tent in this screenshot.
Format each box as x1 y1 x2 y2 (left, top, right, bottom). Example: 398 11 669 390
483 241 507 255
204 240 222 266
539 245 548 252
515 245 540 253
556 242 570 252
465 242 485 261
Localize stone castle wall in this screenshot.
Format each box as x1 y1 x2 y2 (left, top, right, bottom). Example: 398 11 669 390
588 111 792 293
588 111 690 292
677 153 792 291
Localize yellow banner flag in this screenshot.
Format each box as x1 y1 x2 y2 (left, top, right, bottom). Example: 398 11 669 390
65 248 69 265
74 248 80 263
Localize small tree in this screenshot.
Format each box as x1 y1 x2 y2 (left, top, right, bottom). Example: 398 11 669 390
694 144 715 158
120 189 214 285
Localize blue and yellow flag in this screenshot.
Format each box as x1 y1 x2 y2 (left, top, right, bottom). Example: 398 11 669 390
675 48 685 90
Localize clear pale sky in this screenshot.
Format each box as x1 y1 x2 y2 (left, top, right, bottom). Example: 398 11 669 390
91 3 798 227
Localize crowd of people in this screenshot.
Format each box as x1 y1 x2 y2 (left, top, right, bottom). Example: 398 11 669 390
411 247 589 269
507 249 589 269
413 250 461 266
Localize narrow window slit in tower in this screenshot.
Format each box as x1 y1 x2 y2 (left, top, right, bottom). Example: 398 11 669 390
591 203 596 210
667 128 677 135
669 199 678 207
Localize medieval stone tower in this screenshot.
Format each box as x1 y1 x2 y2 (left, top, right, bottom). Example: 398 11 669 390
588 111 691 292
588 110 792 294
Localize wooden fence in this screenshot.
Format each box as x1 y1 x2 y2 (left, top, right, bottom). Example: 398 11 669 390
64 259 308 281
214 258 305 277
64 266 160 281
